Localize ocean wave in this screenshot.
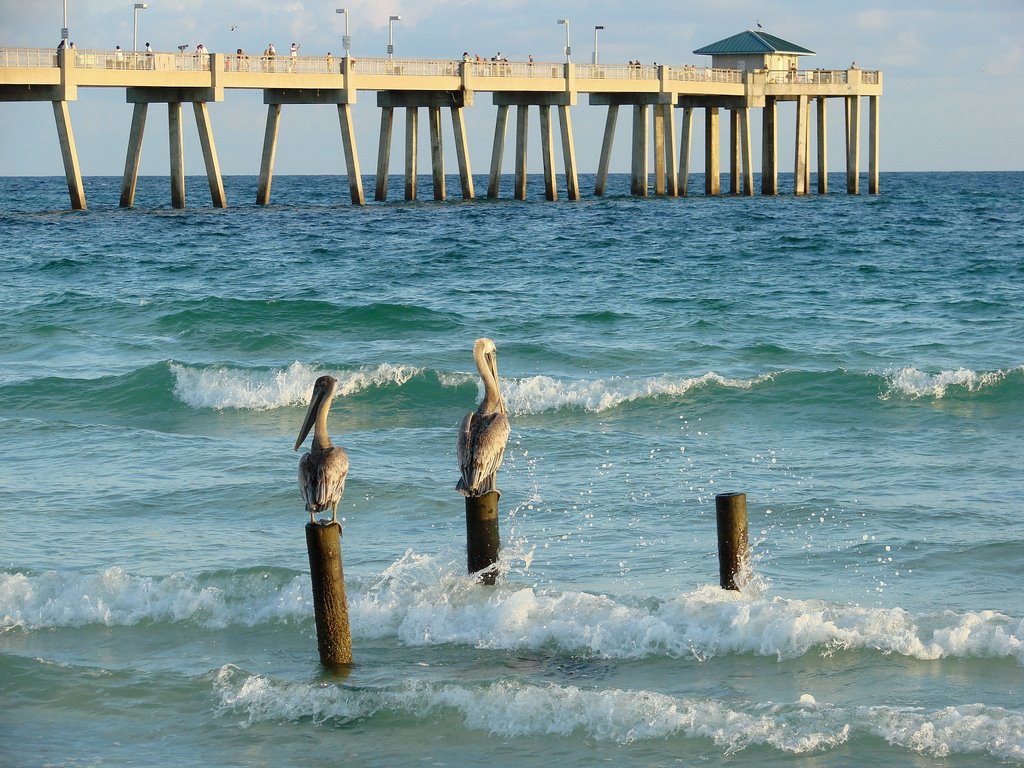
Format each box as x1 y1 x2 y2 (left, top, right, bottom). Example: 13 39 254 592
4 561 1024 666
880 365 1024 400
501 371 776 414
166 361 775 414
7 362 1018 417
169 361 424 411
214 670 1024 760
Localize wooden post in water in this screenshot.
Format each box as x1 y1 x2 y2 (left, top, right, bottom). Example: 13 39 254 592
305 521 353 667
715 492 749 591
465 492 500 585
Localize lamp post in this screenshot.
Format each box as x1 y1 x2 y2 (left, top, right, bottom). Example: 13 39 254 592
593 25 604 65
133 3 148 52
387 15 401 60
557 18 571 63
336 8 351 58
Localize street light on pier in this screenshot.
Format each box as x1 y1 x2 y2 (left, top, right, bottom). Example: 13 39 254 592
557 18 571 63
388 15 401 60
133 3 148 52
593 25 604 65
336 8 351 59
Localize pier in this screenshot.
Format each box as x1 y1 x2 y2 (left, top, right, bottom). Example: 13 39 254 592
0 31 882 210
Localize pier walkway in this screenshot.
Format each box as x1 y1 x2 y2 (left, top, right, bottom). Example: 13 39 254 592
0 47 882 209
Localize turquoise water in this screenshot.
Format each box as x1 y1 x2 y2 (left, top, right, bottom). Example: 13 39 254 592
2 172 1023 766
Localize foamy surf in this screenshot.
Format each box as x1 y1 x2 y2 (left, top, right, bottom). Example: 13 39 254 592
169 361 423 410
168 360 776 414
213 670 1024 761
880 365 1021 399
501 371 777 414
4 562 1023 665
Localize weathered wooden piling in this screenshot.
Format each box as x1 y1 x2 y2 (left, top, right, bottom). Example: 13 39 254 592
465 492 500 585
304 521 353 666
715 492 749 591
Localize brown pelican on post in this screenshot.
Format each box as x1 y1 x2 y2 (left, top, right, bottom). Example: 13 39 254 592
457 338 511 497
295 375 349 525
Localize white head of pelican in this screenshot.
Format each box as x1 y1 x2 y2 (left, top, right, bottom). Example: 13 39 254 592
456 338 511 497
295 375 350 526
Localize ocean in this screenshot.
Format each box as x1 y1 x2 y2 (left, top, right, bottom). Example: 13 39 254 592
1 171 1022 766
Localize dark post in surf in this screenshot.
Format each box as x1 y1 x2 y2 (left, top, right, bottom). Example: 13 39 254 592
305 521 353 666
715 492 749 590
465 492 501 585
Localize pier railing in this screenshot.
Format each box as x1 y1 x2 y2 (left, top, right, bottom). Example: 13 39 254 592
665 66 744 83
0 47 880 95
0 48 59 67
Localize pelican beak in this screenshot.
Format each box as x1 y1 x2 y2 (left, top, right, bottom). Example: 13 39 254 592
294 382 325 451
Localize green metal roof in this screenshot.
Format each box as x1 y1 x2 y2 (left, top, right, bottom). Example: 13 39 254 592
693 30 815 57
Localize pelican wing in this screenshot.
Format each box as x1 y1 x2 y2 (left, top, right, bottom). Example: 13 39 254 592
457 410 510 496
298 446 349 512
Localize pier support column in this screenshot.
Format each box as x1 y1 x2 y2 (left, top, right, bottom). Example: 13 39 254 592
514 105 529 201
120 102 148 208
168 102 185 209
488 104 509 199
193 102 227 208
678 106 693 196
739 107 753 196
337 103 365 206
653 104 666 196
846 96 861 195
816 97 828 194
404 107 418 201
52 101 86 210
595 104 618 196
631 104 648 196
794 95 809 196
661 104 678 197
429 105 445 201
704 107 720 196
256 103 281 205
761 97 778 195
868 96 880 195
375 107 394 201
539 105 557 201
729 109 741 195
451 106 475 199
558 105 580 201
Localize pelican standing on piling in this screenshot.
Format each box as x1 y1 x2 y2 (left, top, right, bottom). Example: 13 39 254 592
295 375 349 525
457 338 511 497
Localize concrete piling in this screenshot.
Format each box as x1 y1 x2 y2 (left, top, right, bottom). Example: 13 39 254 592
715 492 749 591
304 521 353 667
465 492 500 585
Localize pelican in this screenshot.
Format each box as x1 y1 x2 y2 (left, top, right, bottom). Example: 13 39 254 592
457 338 511 497
294 375 349 525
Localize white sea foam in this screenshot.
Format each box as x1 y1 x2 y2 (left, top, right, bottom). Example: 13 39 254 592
168 361 774 413
169 361 423 410
880 365 1018 399
0 567 308 630
5 560 1023 666
499 371 776 415
214 669 1024 760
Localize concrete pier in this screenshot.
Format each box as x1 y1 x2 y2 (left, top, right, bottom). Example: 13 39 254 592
52 100 86 210
488 90 579 202
678 106 693 196
705 107 720 196
761 97 778 196
0 46 882 208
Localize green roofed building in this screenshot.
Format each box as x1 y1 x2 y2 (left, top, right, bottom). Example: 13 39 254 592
693 29 815 74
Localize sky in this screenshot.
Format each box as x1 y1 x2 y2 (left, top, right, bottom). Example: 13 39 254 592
1 0 1022 177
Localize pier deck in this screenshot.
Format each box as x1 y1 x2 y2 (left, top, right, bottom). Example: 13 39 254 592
0 48 882 209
